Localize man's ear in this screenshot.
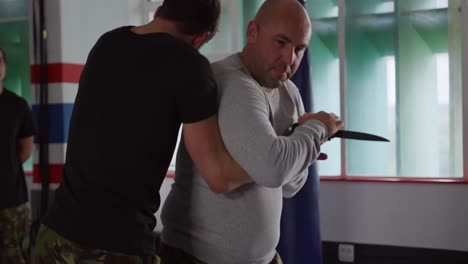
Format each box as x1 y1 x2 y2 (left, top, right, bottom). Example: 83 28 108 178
153 6 161 18
192 31 210 49
246 20 259 43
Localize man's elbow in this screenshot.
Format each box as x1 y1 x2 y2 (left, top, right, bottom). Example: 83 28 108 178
255 170 288 188
282 188 300 199
19 151 32 163
259 177 285 189
20 156 28 164
18 137 34 163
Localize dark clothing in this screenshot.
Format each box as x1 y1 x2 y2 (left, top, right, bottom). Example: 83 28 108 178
34 224 160 264
42 26 217 256
159 243 206 264
0 203 30 264
0 89 35 210
159 243 283 264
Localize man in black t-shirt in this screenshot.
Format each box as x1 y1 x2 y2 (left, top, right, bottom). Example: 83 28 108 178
34 0 252 263
0 47 35 263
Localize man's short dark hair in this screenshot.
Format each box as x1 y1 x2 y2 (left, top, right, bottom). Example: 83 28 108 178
0 48 6 63
158 0 221 41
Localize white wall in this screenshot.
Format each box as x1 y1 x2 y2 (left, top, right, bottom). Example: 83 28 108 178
56 0 142 64
319 181 468 252
42 0 143 64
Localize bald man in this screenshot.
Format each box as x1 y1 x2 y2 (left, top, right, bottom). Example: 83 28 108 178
160 0 343 263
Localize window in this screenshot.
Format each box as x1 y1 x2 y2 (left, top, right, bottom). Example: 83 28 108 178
308 0 341 176
310 0 464 179
143 0 466 180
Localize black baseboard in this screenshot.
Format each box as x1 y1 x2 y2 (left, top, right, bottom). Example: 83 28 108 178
323 241 468 264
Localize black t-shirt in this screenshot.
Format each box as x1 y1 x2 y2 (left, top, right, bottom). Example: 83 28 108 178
0 89 35 210
43 26 217 255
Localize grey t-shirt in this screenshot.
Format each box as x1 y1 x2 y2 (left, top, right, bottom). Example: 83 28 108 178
161 54 327 264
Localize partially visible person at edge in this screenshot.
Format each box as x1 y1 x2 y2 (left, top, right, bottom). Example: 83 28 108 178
159 0 344 263
33 0 252 263
0 47 35 264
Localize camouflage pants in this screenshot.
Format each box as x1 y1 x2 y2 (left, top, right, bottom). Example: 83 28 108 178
159 243 283 264
0 203 30 264
34 224 160 264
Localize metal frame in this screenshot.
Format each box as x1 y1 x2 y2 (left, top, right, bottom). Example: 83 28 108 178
462 0 468 179
338 0 347 177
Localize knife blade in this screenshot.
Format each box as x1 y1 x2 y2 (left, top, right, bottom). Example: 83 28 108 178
331 130 389 142
290 123 389 142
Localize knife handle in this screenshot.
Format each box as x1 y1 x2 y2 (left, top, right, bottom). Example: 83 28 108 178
292 122 335 141
329 130 342 140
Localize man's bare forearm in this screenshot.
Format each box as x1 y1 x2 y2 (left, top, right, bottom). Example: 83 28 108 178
183 115 252 193
18 136 33 163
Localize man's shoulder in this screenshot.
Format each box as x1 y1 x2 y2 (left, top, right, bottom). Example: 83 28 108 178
163 42 210 73
2 89 28 105
211 54 242 75
184 50 211 69
97 26 131 42
0 90 30 119
211 54 255 87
